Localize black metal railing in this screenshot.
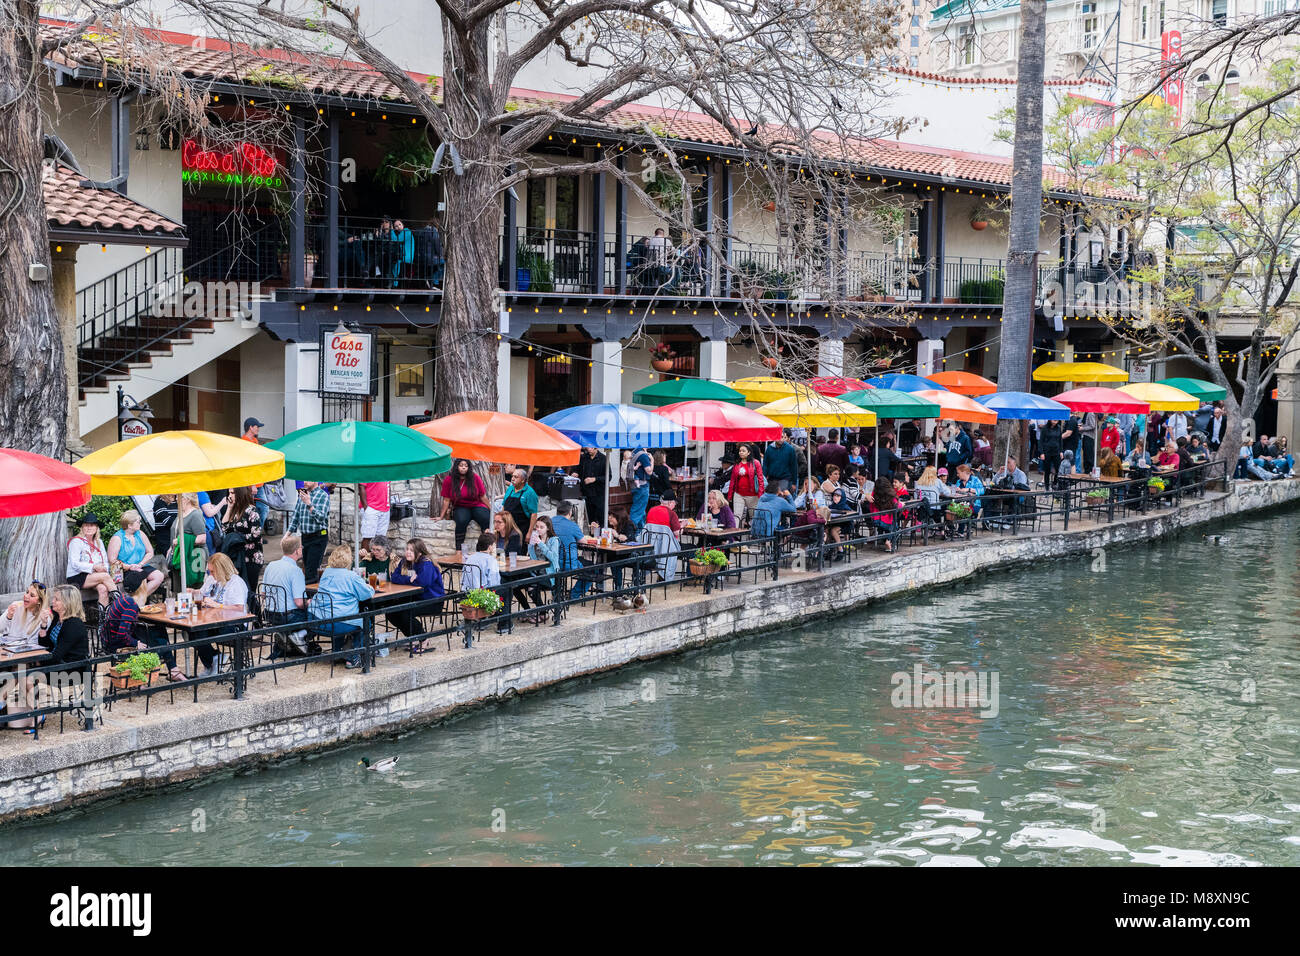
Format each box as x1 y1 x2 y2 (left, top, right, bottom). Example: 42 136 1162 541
308 215 445 289
76 247 185 353
5 457 1235 736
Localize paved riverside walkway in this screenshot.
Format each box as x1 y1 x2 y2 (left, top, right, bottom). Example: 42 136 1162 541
1 479 1297 820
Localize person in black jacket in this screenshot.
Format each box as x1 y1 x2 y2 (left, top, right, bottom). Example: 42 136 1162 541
577 446 608 526
1038 421 1063 490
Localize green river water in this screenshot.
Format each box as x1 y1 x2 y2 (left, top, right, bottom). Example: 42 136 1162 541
2 509 1299 866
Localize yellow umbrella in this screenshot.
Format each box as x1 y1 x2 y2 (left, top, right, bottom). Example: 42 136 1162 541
727 376 815 404
1117 382 1199 411
1032 360 1129 383
78 431 286 589
755 395 877 485
77 430 285 494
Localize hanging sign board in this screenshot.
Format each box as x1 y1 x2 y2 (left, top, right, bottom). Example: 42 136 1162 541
320 329 376 396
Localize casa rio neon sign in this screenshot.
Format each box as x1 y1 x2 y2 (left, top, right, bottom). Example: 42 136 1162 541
181 139 283 187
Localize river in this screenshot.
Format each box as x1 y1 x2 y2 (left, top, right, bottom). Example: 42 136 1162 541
3 509 1298 866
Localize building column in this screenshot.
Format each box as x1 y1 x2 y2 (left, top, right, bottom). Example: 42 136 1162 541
700 338 727 383
1276 346 1300 447
615 156 627 295
591 340 622 404
590 165 606 294
916 338 945 377
721 161 733 297
933 190 946 303
283 341 323 435
817 338 845 377
289 117 306 288
53 244 86 450
326 115 340 286
918 196 933 302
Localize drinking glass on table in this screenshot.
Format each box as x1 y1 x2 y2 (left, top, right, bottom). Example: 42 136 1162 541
165 597 176 618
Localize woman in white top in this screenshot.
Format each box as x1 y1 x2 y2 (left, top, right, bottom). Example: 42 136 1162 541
792 477 827 511
189 553 249 678
913 465 952 510
66 515 113 607
1 581 52 654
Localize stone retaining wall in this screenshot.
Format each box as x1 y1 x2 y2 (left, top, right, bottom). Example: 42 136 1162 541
2 480 1297 823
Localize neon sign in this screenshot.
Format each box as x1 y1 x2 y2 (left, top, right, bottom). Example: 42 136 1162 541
182 139 278 177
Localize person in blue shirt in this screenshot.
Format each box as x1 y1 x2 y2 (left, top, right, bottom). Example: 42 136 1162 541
308 545 375 669
629 446 654 532
952 463 985 516
762 433 800 493
751 487 797 537
549 500 593 599
388 537 445 652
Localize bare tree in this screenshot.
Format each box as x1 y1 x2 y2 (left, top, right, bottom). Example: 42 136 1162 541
1049 65 1300 465
993 0 1046 463
0 2 68 591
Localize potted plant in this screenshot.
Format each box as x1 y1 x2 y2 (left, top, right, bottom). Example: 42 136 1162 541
970 217 989 231
1147 477 1167 493
109 651 165 690
689 548 730 577
945 501 974 520
650 342 677 372
1084 488 1110 503
460 588 503 621
374 128 437 192
516 248 555 293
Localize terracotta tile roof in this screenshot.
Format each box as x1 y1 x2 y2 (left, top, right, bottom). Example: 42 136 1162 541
40 18 1132 200
43 163 184 237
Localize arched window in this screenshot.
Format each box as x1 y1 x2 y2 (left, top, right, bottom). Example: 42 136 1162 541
1195 72 1211 86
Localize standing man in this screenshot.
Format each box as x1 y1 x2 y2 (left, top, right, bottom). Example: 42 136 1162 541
577 446 608 527
629 445 654 531
359 480 390 554
816 428 850 478
1038 420 1063 490
287 481 330 584
1207 405 1227 452
763 431 800 493
242 418 270 526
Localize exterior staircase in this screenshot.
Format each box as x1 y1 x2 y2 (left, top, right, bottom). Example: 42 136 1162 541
76 246 266 436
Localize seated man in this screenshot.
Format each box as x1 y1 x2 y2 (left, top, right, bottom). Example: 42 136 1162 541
261 534 310 656
751 487 797 537
550 500 596 600
992 455 1028 488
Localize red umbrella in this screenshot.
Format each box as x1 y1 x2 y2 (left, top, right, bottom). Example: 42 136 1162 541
653 400 783 441
1054 388 1149 473
806 376 872 397
0 449 91 518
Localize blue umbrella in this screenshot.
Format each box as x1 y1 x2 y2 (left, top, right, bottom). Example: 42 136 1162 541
865 373 945 393
976 391 1072 420
978 391 1072 475
540 404 687 527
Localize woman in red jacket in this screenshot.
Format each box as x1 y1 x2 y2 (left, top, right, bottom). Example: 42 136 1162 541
726 443 765 525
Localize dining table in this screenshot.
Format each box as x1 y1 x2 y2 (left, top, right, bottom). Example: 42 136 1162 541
138 604 256 686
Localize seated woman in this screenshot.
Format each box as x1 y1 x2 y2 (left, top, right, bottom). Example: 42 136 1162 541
189 553 249 679
864 477 900 553
913 465 952 522
1 581 51 656
1098 446 1123 478
67 514 113 608
109 510 165 598
526 516 561 621
388 537 445 652
792 477 827 511
308 546 375 669
696 489 737 529
104 569 186 682
825 487 857 561
8 585 94 733
1125 439 1152 471
358 534 393 580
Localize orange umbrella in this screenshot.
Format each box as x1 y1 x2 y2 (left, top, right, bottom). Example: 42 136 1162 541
928 370 997 396
413 411 580 466
911 389 999 426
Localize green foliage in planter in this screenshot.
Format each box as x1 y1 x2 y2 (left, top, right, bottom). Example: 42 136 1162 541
460 588 503 613
374 128 436 192
1147 477 1167 491
645 169 684 212
68 495 136 537
946 501 974 519
958 277 1006 303
114 652 162 683
696 548 730 569
516 248 554 292
1084 488 1110 501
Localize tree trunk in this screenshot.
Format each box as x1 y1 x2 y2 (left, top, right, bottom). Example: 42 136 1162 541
0 2 69 593
433 19 501 420
993 0 1047 468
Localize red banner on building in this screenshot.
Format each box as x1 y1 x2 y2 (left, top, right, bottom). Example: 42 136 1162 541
1161 30 1184 125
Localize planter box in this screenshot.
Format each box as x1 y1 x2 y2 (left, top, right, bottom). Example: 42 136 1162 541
109 666 165 691
689 560 725 577
460 605 491 621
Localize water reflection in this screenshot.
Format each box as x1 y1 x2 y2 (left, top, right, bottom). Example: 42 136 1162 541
2 512 1299 866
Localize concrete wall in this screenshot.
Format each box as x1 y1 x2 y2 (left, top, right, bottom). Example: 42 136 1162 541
3 479 1296 822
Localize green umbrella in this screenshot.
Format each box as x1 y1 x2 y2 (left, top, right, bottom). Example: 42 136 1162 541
840 388 943 473
632 378 747 407
268 421 453 565
839 389 942 419
1155 377 1228 402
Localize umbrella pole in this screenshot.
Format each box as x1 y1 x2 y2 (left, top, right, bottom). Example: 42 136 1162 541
354 484 361 569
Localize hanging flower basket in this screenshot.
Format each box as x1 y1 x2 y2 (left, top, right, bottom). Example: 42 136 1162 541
970 220 989 231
